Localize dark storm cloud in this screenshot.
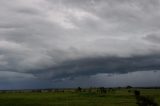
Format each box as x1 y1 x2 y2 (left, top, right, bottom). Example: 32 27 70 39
35 54 160 80
0 0 160 88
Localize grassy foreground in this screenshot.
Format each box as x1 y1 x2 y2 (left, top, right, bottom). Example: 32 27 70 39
0 89 159 106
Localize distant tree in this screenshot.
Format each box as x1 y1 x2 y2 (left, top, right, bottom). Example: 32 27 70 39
77 87 82 92
32 89 42 93
97 87 107 94
126 85 133 89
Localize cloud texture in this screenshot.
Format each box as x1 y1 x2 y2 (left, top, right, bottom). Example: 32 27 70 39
0 0 160 88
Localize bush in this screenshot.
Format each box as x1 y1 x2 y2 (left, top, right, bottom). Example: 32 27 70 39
134 90 140 96
136 96 158 106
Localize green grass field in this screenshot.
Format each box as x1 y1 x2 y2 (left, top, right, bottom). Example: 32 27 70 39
0 89 159 106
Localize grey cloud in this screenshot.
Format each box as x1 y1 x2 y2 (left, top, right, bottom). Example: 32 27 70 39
33 55 160 80
144 33 160 44
0 71 36 81
15 7 41 15
92 70 160 87
0 0 160 88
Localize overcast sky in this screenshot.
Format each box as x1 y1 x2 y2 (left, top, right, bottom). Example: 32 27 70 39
0 0 160 89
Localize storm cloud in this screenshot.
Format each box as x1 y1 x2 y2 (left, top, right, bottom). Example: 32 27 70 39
0 0 160 88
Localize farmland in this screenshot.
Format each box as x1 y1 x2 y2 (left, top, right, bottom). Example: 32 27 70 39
0 88 159 106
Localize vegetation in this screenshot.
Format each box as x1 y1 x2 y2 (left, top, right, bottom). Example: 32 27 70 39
0 88 159 106
134 90 158 106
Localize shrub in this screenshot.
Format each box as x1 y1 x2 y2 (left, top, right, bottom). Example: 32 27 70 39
134 90 140 96
136 96 158 106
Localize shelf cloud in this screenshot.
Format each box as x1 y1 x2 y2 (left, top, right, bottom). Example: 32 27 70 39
0 0 160 88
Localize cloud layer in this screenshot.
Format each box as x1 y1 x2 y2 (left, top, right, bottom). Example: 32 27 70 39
0 0 160 88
